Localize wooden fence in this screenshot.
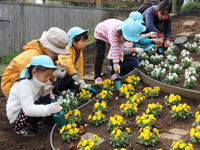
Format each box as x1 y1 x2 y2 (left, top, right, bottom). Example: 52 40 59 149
52 0 148 7
51 0 177 13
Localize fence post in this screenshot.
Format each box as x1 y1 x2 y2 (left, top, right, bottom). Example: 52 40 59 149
172 0 176 14
96 0 101 8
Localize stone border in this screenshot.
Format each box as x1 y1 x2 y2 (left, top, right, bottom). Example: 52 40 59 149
83 42 96 54
178 10 200 17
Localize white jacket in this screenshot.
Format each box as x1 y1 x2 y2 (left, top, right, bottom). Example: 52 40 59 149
6 76 52 124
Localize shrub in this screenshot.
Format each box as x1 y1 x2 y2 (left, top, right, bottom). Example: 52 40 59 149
181 1 200 11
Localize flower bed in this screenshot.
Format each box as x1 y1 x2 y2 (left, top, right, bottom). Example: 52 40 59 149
52 77 200 150
138 36 200 92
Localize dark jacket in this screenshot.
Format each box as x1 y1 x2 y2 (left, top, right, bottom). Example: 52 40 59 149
142 6 172 41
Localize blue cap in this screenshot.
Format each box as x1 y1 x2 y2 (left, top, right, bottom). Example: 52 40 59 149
118 19 146 42
67 27 87 47
129 11 144 23
20 55 58 78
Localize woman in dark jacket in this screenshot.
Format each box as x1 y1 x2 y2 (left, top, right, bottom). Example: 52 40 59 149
142 0 172 48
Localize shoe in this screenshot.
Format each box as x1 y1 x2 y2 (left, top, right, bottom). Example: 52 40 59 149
95 77 102 84
52 89 63 96
110 74 117 80
32 122 49 132
107 66 112 76
15 127 35 137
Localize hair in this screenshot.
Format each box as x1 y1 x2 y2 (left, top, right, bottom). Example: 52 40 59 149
15 65 51 82
117 29 125 39
73 31 88 43
157 0 172 14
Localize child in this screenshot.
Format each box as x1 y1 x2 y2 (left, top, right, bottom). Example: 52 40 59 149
1 27 69 98
94 18 146 84
53 27 90 95
6 55 62 137
142 0 172 48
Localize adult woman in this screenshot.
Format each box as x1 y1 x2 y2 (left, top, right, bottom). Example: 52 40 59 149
142 0 172 48
1 27 69 97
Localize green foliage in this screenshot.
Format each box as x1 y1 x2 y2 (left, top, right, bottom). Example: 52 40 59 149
0 53 19 64
181 1 200 11
170 0 184 12
87 31 95 45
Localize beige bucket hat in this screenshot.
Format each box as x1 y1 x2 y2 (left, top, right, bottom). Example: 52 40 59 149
39 27 69 55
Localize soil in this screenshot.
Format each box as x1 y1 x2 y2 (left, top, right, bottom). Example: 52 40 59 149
1 15 200 150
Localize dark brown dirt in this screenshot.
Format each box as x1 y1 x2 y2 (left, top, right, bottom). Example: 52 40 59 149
1 15 200 150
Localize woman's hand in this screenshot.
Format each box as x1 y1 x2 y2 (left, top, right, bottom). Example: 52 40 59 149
156 37 164 47
164 40 171 48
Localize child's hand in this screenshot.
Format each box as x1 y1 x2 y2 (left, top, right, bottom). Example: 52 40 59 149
151 38 158 43
53 65 66 78
147 32 158 38
119 54 124 62
164 40 171 48
135 48 144 54
79 80 91 89
156 37 164 47
113 64 120 73
49 102 62 114
41 80 53 96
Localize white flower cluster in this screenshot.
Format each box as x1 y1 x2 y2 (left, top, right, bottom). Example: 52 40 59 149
181 57 193 63
150 53 163 60
166 47 173 53
195 34 200 38
139 60 149 68
137 52 149 60
172 64 182 70
166 55 177 64
183 42 200 52
57 89 78 105
151 66 166 79
146 64 154 69
183 42 191 49
150 47 157 52
184 66 197 88
180 50 190 58
159 61 170 69
168 42 177 51
185 76 197 84
167 72 178 79
185 67 197 78
137 52 148 58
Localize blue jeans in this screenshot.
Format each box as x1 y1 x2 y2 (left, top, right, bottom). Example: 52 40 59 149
53 71 79 91
108 55 139 76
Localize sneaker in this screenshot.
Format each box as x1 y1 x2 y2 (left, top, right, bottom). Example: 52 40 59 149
32 122 49 132
107 66 112 76
15 127 35 137
95 77 102 84
110 74 117 80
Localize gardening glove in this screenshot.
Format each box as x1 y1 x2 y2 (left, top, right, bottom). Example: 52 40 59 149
119 54 124 62
41 80 53 97
79 80 90 89
135 48 144 54
49 102 62 114
53 65 66 78
149 32 158 38
152 38 158 43
113 64 120 73
72 74 80 82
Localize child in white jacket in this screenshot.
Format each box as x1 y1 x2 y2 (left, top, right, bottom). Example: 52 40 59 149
6 55 62 137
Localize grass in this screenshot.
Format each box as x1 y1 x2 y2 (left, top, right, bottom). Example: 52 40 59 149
0 53 19 76
87 31 95 45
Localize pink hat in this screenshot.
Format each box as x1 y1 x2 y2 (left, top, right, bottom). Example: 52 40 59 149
39 27 69 55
